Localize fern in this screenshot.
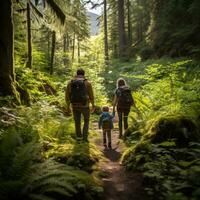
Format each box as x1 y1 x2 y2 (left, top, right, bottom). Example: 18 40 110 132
28 194 55 200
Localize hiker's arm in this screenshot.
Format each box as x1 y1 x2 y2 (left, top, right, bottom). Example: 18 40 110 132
65 82 71 110
98 115 102 129
111 111 115 119
87 82 95 107
113 94 117 112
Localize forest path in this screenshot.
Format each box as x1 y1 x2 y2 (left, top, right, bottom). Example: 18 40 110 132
91 121 147 200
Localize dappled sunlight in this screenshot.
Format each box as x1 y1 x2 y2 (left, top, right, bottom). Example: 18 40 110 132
0 0 200 199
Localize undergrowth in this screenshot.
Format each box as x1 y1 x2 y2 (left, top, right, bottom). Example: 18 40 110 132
113 58 200 200
0 104 103 200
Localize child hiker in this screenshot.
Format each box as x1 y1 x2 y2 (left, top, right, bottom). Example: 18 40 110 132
98 106 115 149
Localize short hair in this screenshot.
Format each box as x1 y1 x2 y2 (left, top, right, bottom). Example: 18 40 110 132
117 78 126 88
77 68 85 76
102 106 109 112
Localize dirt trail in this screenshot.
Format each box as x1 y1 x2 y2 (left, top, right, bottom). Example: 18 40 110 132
92 122 147 200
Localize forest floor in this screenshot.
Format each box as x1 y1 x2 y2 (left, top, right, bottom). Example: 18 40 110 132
91 121 147 200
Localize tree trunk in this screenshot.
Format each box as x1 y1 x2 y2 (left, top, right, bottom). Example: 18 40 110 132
47 30 51 65
127 0 132 46
63 34 67 52
66 33 69 51
50 31 56 75
63 34 67 66
0 0 18 98
26 2 32 69
117 0 126 58
127 0 132 58
72 32 75 61
104 0 109 64
77 39 80 63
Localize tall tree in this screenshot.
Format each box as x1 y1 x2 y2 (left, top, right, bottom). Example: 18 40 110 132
108 0 118 58
77 38 80 63
0 0 17 97
63 34 68 66
104 0 109 64
0 0 65 98
127 0 132 46
50 31 56 75
26 2 32 69
72 32 75 61
117 0 126 58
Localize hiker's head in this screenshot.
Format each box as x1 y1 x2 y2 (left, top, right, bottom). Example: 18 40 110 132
77 68 85 76
117 78 126 88
102 106 109 112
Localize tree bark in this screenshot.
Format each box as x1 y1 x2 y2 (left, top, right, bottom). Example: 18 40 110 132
47 30 51 65
104 0 109 64
63 34 67 65
50 31 56 75
72 32 75 61
66 33 69 51
127 0 132 46
26 2 32 69
63 34 67 52
0 0 18 97
117 0 126 58
77 39 80 63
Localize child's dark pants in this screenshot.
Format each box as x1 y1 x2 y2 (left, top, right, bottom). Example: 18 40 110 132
103 129 111 146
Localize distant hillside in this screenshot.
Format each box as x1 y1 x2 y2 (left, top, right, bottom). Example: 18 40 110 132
87 11 100 36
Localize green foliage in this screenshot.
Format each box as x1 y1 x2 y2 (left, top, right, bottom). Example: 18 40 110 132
45 142 103 172
122 137 200 199
0 105 103 200
119 58 200 199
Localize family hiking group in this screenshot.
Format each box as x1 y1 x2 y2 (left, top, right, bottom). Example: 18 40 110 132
65 69 136 148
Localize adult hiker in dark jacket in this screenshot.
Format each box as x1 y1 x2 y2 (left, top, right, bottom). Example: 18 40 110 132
113 78 135 138
65 68 95 141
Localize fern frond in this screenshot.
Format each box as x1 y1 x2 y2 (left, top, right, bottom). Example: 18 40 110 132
41 186 73 197
30 171 76 184
0 132 22 177
29 194 55 200
8 142 39 179
30 178 77 194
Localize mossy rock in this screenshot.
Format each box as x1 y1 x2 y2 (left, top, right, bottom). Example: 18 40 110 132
146 115 200 147
46 142 102 172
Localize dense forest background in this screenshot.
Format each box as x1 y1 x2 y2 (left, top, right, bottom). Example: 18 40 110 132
0 0 200 200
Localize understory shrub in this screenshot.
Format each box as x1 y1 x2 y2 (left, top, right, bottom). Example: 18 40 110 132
0 104 103 200
119 59 200 200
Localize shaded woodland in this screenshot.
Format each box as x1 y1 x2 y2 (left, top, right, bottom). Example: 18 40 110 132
0 0 200 200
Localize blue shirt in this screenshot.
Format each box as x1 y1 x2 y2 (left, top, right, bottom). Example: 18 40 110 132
99 111 115 129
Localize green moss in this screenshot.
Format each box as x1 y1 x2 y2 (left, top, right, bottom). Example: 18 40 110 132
45 142 103 172
145 115 199 147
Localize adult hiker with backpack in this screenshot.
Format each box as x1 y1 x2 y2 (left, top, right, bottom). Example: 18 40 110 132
113 78 135 138
65 68 95 141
